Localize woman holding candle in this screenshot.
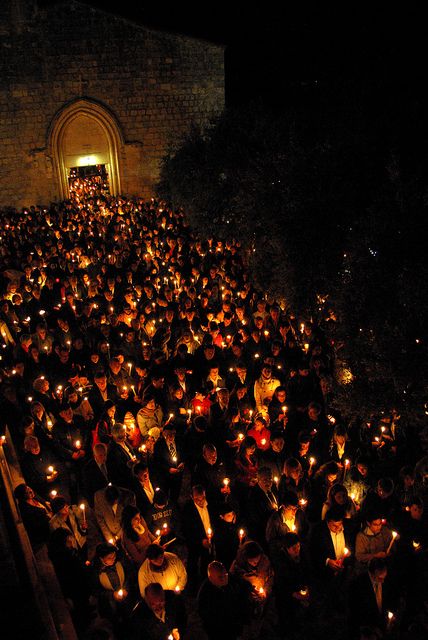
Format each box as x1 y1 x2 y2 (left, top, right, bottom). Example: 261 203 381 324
247 414 271 451
136 395 164 438
234 436 258 506
121 505 159 567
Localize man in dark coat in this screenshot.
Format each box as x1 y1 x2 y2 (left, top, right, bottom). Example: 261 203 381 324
197 561 249 640
348 558 399 639
129 582 186 640
182 485 216 593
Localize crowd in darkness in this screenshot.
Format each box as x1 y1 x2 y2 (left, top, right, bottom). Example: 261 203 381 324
0 188 427 640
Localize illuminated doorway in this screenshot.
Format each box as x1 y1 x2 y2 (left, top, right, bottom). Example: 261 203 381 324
68 164 110 199
49 99 123 200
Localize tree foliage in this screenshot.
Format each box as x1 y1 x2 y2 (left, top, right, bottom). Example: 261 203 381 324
157 101 428 423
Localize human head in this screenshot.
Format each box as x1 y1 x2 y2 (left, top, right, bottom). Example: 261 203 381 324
144 582 165 613
146 544 165 567
257 466 273 492
208 560 228 587
202 443 217 466
325 505 345 533
191 485 207 508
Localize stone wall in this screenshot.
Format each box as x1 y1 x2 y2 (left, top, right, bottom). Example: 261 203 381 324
0 1 224 208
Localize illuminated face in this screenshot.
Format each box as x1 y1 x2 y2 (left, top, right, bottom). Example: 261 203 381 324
368 519 383 534
327 519 343 534
204 448 217 465
101 552 117 567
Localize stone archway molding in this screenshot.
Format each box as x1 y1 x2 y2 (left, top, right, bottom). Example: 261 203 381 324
48 98 124 199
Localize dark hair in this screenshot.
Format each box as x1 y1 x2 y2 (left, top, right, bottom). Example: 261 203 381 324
121 505 141 542
95 542 118 559
325 505 345 522
241 540 263 560
281 490 299 508
104 485 120 505
146 544 164 561
153 489 168 507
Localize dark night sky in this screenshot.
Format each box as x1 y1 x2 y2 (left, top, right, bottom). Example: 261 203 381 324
40 1 427 109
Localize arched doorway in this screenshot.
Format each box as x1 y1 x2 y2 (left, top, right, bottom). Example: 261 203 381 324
48 98 123 200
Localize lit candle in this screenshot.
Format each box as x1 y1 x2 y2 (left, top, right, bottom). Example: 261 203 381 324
47 465 55 474
299 498 307 507
155 529 161 537
117 589 124 599
412 540 421 550
249 409 253 419
299 588 308 596
207 527 213 542
187 409 192 421
127 362 132 376
239 528 245 544
261 438 267 446
304 342 309 354
238 433 244 441
80 503 87 527
0 435 6 446
387 531 398 554
75 440 81 450
223 478 230 487
50 490 57 498
274 476 279 486
343 459 350 481
309 457 316 471
300 323 305 334
174 585 181 593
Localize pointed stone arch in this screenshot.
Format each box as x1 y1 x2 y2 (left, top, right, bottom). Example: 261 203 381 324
48 98 123 199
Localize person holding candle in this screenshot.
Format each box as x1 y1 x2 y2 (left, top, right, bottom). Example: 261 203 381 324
182 485 216 593
93 399 117 446
197 561 249 640
348 558 399 639
355 512 395 574
21 434 64 500
153 422 185 502
92 542 133 631
266 490 309 560
121 505 159 567
253 364 280 414
87 371 119 423
129 582 186 640
192 443 231 508
14 482 52 550
106 422 138 491
309 505 354 583
49 495 88 557
234 436 259 508
52 400 90 502
247 414 271 451
246 466 279 547
94 483 136 545
321 483 358 523
136 395 164 438
214 503 243 569
258 430 286 479
229 540 274 632
138 543 187 597
273 532 312 636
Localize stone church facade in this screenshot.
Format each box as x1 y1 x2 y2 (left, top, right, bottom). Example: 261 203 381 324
0 1 224 208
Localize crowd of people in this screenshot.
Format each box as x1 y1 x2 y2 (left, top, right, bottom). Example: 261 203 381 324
0 190 427 640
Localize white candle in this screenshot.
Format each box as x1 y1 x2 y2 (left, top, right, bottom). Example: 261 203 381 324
387 531 398 554
80 503 87 526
